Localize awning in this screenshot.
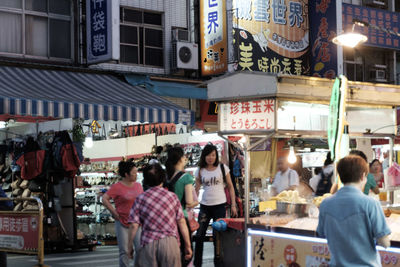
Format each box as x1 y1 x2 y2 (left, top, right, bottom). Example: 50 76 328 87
0 66 194 125
124 74 207 99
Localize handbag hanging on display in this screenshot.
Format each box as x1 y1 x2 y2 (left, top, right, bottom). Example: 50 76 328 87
220 163 244 217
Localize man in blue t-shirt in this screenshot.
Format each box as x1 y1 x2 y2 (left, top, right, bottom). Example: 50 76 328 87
317 155 391 267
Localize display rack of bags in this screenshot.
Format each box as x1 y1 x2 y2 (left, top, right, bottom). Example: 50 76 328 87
0 130 87 251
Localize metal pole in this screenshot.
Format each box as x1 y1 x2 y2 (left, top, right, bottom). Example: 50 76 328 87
36 197 45 267
389 136 394 167
244 134 250 266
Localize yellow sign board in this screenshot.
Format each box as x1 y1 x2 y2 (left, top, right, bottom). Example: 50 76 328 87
200 0 228 76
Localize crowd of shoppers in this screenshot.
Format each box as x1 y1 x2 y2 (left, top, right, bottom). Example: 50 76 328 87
101 143 235 267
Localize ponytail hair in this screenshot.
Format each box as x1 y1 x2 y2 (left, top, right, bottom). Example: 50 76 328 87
118 160 136 177
166 147 184 179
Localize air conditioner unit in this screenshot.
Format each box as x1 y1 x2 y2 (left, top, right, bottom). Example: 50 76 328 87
363 0 387 8
171 29 190 42
171 41 198 70
369 65 387 82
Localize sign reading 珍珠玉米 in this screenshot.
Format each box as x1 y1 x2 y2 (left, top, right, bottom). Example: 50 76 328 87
219 99 275 132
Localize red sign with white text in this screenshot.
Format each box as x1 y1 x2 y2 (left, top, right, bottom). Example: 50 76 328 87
219 99 275 132
0 214 39 252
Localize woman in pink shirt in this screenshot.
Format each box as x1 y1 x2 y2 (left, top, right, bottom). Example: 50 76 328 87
103 160 143 267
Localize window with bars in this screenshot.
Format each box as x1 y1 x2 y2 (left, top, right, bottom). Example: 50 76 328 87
0 0 72 60
120 7 164 67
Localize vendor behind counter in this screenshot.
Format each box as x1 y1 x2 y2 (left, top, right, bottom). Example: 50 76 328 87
271 157 299 196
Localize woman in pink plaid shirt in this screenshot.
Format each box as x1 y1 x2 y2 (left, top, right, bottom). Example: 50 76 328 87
127 163 192 267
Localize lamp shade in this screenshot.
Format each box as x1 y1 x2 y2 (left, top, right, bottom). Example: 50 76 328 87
332 32 368 48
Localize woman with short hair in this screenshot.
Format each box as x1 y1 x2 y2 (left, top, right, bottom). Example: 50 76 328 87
102 160 143 267
127 163 192 267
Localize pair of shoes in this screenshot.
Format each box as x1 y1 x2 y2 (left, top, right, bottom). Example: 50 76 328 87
23 204 38 211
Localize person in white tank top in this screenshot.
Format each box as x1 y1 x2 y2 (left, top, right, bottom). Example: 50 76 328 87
193 144 237 267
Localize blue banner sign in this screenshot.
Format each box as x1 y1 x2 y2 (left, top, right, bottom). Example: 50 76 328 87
86 0 112 64
343 3 400 50
309 0 338 78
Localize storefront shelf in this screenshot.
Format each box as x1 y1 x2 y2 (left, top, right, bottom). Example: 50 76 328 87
76 212 93 216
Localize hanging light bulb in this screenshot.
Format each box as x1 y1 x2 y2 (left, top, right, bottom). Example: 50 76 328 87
84 127 94 148
84 136 93 148
288 146 297 164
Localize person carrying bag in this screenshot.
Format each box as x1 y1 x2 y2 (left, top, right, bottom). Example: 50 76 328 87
165 147 199 267
194 144 237 267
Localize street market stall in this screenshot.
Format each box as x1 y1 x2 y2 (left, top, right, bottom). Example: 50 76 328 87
0 66 195 252
207 72 400 266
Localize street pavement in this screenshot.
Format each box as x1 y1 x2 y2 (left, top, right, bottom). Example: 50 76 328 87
7 243 214 267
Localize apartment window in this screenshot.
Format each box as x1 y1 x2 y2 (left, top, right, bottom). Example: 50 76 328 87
344 49 364 81
120 7 163 67
0 0 72 60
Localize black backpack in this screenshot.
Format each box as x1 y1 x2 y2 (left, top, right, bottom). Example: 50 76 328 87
315 171 333 196
164 171 186 206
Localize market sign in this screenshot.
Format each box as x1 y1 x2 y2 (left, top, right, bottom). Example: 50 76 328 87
309 0 338 78
327 78 340 160
200 0 228 76
327 76 348 162
219 99 275 132
250 231 399 266
343 3 400 50
86 0 119 64
233 0 309 75
0 214 39 252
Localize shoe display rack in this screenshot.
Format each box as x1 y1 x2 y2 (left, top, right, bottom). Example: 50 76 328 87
75 163 121 244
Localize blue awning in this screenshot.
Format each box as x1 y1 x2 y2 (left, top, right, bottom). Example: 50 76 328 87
0 66 194 125
124 74 207 100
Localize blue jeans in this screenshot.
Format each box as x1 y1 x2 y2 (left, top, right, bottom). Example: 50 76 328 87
194 203 226 267
115 220 141 267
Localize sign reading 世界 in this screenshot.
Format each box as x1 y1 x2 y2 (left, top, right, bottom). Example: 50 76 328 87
233 0 310 75
200 0 228 76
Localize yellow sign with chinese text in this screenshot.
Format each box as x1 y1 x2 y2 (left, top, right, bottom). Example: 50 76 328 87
200 0 228 76
233 0 309 75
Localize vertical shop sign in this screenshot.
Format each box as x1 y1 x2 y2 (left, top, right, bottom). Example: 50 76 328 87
86 0 112 64
232 0 310 75
219 99 275 132
200 0 228 76
327 77 340 160
342 3 400 50
309 0 338 78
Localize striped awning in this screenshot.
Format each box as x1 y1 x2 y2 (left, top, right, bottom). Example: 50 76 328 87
0 66 194 125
